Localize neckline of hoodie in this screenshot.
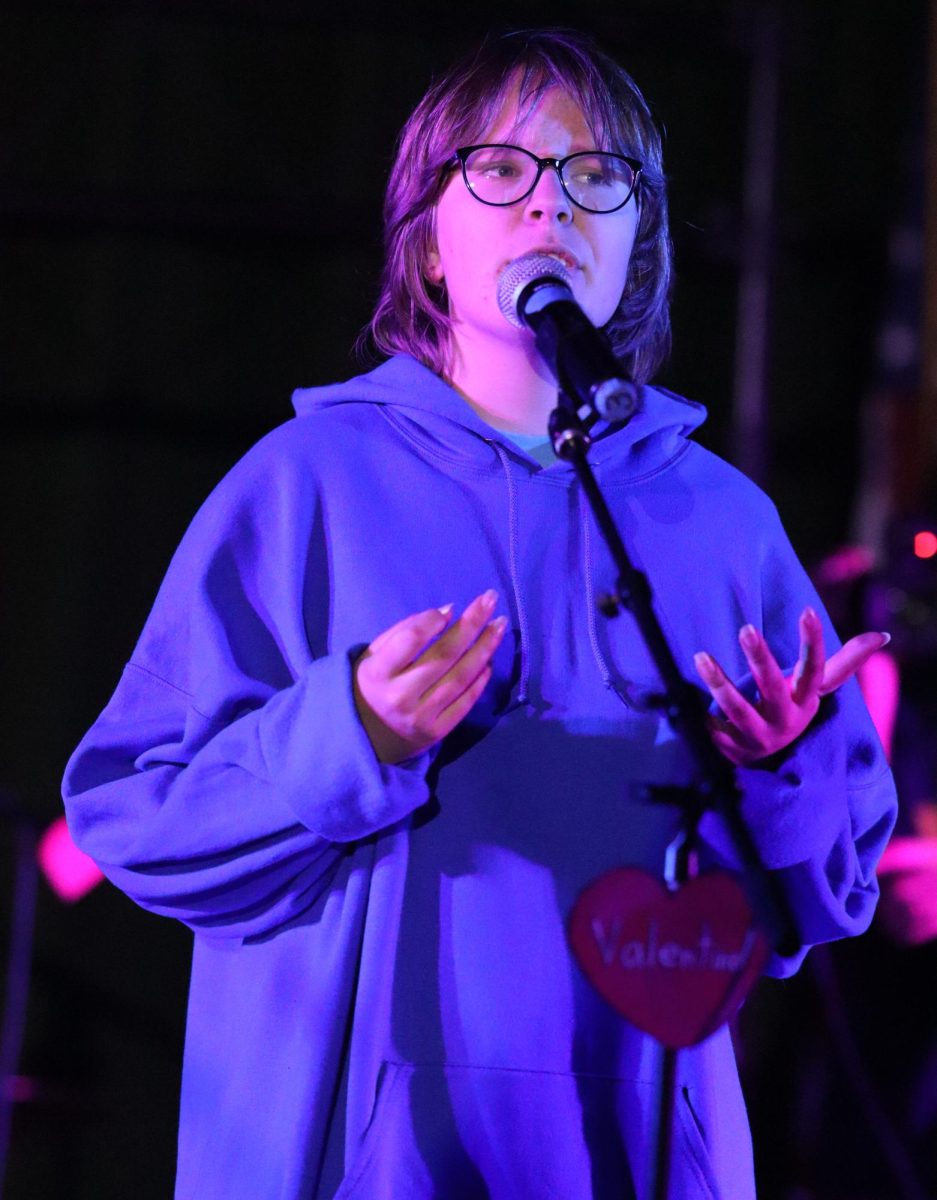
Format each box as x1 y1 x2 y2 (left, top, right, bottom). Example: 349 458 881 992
376 404 697 486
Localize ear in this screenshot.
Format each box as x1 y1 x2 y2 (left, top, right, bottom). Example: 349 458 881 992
424 246 444 284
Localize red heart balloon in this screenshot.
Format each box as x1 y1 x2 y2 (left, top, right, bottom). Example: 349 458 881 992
568 867 770 1048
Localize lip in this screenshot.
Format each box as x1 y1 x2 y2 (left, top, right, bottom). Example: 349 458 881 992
518 246 582 271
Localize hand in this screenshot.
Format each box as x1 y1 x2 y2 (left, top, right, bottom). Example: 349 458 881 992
693 607 890 765
353 590 508 764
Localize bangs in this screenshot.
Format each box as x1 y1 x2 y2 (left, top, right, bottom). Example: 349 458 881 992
434 49 642 164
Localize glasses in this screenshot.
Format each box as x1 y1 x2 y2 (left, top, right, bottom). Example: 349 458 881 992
452 144 642 214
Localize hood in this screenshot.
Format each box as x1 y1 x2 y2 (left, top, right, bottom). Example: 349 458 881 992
291 354 707 480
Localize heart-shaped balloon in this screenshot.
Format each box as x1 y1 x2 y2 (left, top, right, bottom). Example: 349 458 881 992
568 867 770 1048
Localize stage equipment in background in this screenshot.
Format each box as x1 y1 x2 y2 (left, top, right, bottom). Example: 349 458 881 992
0 793 38 1200
731 2 782 486
0 809 102 1198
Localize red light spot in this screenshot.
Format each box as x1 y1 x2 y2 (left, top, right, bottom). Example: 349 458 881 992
914 531 937 558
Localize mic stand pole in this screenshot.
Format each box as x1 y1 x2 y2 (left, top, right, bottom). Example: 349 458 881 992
547 396 802 1200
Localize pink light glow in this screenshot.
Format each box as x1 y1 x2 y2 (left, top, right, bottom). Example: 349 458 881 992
37 815 104 902
911 530 935 556
913 530 937 558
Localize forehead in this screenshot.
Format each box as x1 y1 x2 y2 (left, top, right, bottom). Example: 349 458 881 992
481 80 601 149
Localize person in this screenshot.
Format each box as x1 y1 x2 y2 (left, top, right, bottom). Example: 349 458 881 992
62 29 896 1200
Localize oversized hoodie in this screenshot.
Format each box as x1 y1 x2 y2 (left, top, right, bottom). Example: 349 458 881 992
63 354 896 1199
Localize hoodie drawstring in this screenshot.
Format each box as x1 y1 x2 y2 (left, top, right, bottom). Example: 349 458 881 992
490 441 531 706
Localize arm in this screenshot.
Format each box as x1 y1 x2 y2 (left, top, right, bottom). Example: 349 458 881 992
687 504 897 973
63 632 435 942
61 432 426 941
63 426 506 941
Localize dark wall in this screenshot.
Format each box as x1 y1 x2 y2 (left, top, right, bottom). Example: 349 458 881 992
0 2 927 1196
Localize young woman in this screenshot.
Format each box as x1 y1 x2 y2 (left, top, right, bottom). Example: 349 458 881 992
63 29 896 1200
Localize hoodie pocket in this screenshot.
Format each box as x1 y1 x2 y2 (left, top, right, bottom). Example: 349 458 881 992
331 1062 421 1199
333 1061 637 1199
332 1061 733 1200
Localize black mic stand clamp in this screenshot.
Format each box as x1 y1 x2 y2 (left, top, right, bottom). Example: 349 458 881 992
549 393 802 1200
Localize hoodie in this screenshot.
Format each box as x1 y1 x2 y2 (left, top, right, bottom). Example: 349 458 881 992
63 354 896 1199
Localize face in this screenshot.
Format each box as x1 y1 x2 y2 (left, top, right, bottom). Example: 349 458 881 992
426 85 639 354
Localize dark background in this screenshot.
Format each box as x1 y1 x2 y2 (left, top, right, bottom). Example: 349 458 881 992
0 1 929 1196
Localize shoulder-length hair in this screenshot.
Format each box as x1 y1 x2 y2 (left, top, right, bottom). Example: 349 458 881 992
362 28 672 385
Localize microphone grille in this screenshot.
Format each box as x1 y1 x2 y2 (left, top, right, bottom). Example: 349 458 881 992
497 253 573 329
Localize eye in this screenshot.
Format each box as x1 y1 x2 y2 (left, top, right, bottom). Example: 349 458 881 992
568 156 618 188
468 153 523 179
484 161 522 179
572 167 607 186
566 156 633 190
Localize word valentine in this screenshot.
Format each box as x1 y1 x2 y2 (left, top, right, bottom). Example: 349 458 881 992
591 918 759 972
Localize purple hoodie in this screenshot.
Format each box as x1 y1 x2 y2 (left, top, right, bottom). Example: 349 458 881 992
63 354 896 1199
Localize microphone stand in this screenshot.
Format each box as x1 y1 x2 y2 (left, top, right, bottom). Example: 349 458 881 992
547 395 802 1200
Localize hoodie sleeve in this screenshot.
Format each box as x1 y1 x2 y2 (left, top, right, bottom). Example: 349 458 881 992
62 429 432 940
696 499 897 976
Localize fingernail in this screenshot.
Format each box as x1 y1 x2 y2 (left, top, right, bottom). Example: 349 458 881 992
694 651 717 681
879 631 891 646
490 615 508 635
739 624 759 650
437 603 454 617
803 606 818 623
480 589 498 609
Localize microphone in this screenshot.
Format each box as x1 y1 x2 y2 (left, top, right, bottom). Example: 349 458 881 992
497 252 640 423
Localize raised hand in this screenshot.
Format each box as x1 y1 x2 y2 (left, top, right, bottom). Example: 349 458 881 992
353 590 508 764
693 607 890 766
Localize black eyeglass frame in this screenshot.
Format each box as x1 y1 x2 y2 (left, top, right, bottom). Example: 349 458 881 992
451 144 643 214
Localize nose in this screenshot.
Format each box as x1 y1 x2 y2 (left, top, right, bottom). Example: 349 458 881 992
523 163 573 224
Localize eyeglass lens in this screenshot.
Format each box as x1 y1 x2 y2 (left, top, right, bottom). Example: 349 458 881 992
462 146 636 212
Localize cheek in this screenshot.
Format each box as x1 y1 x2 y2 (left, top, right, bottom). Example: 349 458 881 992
596 223 638 315
431 186 473 284
433 214 496 311
610 216 638 276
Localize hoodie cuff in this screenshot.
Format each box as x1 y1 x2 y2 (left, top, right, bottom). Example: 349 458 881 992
258 649 433 843
698 695 846 871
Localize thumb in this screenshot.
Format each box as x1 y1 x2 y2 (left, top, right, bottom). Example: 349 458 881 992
818 632 890 696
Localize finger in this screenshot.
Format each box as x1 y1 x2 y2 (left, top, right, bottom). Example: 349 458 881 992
405 590 499 691
434 664 493 736
790 607 826 705
694 651 769 741
819 631 891 696
737 624 789 722
422 616 508 713
368 603 453 656
366 605 455 676
703 710 768 765
709 723 756 766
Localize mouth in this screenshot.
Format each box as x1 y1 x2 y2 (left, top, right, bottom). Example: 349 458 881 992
529 248 580 271
504 248 580 275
